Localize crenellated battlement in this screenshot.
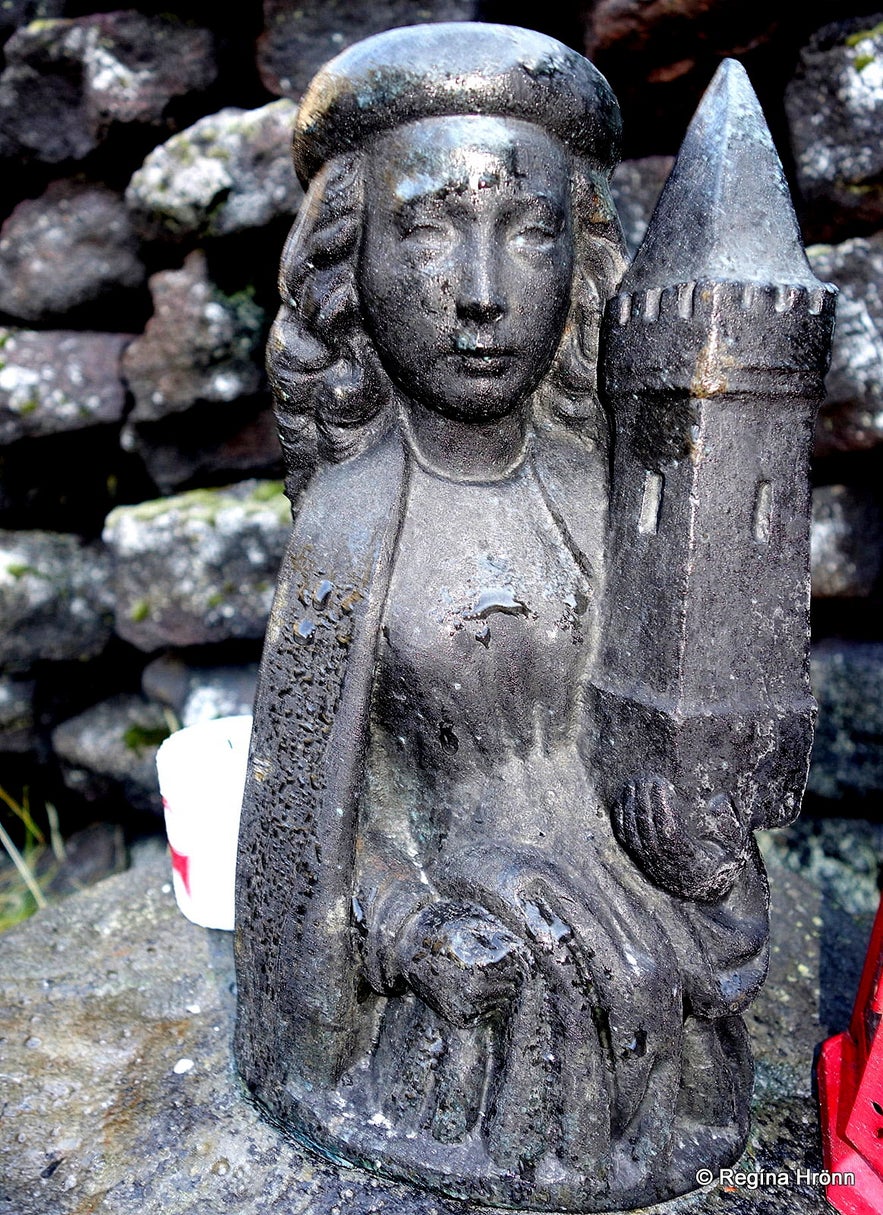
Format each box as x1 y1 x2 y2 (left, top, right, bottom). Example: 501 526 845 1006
609 279 836 327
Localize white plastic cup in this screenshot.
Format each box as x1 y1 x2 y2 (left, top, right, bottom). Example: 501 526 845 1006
155 714 253 930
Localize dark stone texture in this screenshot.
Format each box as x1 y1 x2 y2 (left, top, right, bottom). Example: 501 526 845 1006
0 0 64 50
0 530 113 673
141 652 258 726
609 154 674 255
808 232 883 456
810 483 883 597
786 15 883 241
0 327 129 445
120 397 283 494
126 99 302 240
0 846 858 1215
122 250 266 425
0 12 218 164
0 180 145 323
237 30 832 1213
809 640 883 800
51 693 169 815
0 674 36 752
257 0 481 100
102 480 289 652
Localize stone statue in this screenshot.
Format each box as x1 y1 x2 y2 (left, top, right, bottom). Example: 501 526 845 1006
234 23 835 1211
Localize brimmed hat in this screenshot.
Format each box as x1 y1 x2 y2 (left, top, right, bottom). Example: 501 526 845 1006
292 22 622 187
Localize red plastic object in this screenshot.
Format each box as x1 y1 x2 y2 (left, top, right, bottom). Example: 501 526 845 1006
819 893 883 1214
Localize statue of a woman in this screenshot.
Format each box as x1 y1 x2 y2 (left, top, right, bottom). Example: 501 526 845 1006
235 22 830 1211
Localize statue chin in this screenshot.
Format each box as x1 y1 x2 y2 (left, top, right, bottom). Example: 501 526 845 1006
234 21 834 1213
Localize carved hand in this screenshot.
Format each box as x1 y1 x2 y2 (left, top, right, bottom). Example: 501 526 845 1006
612 776 749 902
396 900 530 1027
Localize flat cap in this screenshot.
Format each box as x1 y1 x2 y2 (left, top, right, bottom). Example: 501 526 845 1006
292 22 621 186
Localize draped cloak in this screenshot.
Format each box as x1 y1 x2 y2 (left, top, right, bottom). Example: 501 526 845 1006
234 424 770 1211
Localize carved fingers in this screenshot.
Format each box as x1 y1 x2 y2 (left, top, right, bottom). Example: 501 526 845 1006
613 776 749 903
397 900 530 1027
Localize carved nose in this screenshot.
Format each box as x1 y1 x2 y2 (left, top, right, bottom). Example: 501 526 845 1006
457 294 505 324
456 252 505 324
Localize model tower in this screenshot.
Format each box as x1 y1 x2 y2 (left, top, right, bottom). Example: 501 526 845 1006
590 60 836 840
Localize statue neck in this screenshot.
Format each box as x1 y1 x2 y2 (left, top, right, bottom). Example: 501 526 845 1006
401 398 529 482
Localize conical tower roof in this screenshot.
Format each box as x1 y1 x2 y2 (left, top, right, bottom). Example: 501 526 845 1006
622 59 821 292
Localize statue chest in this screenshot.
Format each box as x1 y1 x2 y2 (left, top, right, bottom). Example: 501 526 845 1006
373 459 592 763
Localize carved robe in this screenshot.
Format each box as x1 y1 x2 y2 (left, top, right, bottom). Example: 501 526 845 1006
234 421 768 1210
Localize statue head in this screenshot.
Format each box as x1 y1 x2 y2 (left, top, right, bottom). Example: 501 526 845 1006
268 23 628 479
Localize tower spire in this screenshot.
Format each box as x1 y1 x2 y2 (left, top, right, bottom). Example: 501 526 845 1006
624 58 820 292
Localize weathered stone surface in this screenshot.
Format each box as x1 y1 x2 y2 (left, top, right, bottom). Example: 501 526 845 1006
0 12 218 164
257 0 480 99
0 328 129 445
121 250 266 425
51 694 169 816
810 640 883 800
103 480 289 652
120 398 283 494
811 484 883 596
0 0 64 49
808 233 883 455
764 816 883 918
0 531 113 673
0 843 854 1215
609 154 673 254
0 181 145 323
142 653 258 727
0 674 36 752
786 16 883 239
126 99 302 240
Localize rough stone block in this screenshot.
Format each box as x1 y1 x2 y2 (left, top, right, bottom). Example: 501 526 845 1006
126 100 302 240
103 480 290 651
810 640 883 800
0 181 145 323
0 530 113 673
786 16 883 239
0 328 129 446
811 484 883 597
0 12 218 163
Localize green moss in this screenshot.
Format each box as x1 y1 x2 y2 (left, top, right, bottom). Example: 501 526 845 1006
854 53 875 70
206 590 224 609
846 20 883 47
6 563 34 579
17 397 39 417
123 722 171 753
129 599 151 623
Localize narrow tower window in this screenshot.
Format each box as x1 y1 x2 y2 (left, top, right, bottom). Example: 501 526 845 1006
638 471 664 535
753 480 773 543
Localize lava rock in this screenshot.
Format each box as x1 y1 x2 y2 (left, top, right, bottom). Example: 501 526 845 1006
0 531 114 673
0 328 129 446
0 674 36 752
0 12 218 164
103 480 290 651
51 694 170 815
808 233 883 455
0 181 145 323
811 484 883 597
0 847 848 1214
126 99 302 240
120 398 283 495
142 653 258 726
786 16 883 240
610 155 674 254
0 1 64 50
810 639 883 800
257 0 480 99
121 250 266 425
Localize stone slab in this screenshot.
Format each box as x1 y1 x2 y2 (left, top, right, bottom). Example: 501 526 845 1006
0 840 869 1215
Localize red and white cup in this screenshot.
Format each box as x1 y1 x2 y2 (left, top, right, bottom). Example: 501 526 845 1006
156 714 252 931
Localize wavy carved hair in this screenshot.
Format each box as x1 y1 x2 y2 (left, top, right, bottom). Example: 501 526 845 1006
267 143 628 500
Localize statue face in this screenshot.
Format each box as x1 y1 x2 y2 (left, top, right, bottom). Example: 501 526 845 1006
359 116 573 421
